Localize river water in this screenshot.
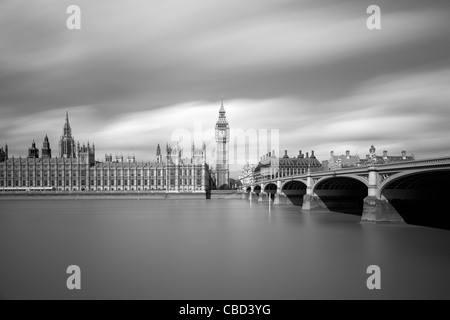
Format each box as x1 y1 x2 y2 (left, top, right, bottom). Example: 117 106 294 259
0 199 449 300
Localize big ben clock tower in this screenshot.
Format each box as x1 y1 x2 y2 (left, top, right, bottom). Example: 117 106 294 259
215 98 230 188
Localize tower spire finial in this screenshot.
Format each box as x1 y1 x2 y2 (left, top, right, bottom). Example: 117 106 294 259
219 95 225 115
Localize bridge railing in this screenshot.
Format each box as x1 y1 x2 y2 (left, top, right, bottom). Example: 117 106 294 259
374 156 450 169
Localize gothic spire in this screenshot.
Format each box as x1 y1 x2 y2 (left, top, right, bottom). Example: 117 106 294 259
156 144 161 156
63 111 72 137
65 111 70 129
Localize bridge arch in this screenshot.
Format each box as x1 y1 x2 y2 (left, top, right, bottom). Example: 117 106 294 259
253 185 262 195
263 183 277 201
281 179 307 191
312 175 369 194
378 167 450 198
312 175 368 215
281 180 307 206
264 183 277 193
379 168 450 229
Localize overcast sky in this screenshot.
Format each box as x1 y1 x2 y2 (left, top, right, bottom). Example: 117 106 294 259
1 0 450 176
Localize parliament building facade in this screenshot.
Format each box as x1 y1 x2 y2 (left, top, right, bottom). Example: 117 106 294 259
0 113 209 192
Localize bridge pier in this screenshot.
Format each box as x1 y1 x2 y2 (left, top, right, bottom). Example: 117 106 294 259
258 192 268 202
301 194 326 210
273 192 280 205
274 192 294 205
302 170 324 210
249 192 258 201
361 196 404 223
361 167 404 223
247 186 259 201
272 180 284 205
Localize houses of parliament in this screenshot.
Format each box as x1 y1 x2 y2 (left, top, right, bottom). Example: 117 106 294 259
0 104 233 192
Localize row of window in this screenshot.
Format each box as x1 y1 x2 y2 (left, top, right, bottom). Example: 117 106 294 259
0 169 202 175
1 174 204 180
254 170 310 182
0 179 203 187
1 164 202 170
279 168 307 176
1 172 203 178
260 168 308 175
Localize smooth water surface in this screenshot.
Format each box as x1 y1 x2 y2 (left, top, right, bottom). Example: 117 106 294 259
0 199 449 299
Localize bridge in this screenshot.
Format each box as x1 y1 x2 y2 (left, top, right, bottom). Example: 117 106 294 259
242 156 450 229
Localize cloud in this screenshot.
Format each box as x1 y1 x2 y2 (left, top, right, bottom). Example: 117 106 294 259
1 0 450 111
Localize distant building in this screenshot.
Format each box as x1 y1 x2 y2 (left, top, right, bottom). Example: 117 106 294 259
364 145 415 165
0 143 8 162
326 150 361 170
42 135 52 159
239 163 255 186
324 146 416 169
0 114 210 192
59 112 76 158
229 178 242 189
253 149 322 183
77 142 95 165
27 141 39 159
156 144 163 164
